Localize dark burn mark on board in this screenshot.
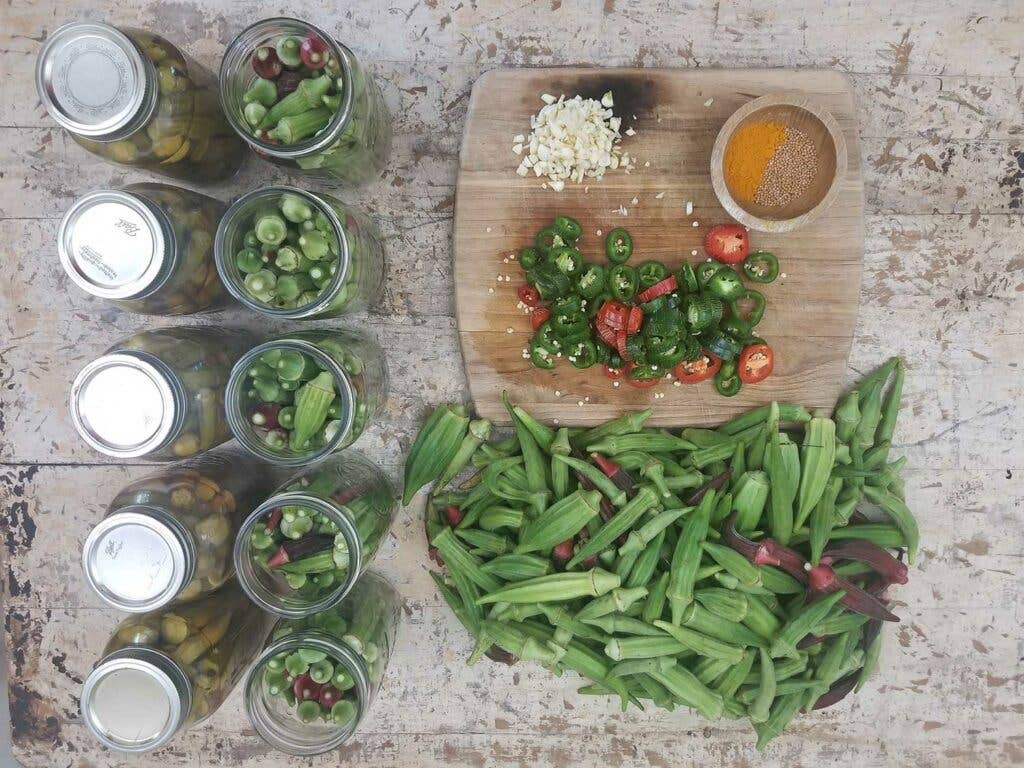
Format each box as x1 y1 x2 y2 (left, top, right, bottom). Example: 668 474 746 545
998 150 1024 209
1 465 38 555
9 683 62 747
51 653 83 685
8 567 31 598
569 73 660 123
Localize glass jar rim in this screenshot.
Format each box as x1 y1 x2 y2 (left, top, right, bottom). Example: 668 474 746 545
233 492 363 618
244 630 369 755
214 186 351 319
219 17 355 160
225 338 356 465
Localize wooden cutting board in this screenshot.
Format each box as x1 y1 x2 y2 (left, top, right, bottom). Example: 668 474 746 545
453 68 863 426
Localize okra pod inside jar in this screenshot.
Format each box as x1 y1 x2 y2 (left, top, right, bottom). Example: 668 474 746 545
82 448 277 613
214 186 385 318
220 18 392 185
80 582 274 753
36 22 244 182
244 572 400 754
59 183 229 314
71 327 250 460
226 330 387 465
233 451 397 618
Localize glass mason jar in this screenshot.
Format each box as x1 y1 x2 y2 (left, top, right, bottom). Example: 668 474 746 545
244 572 400 754
70 327 250 460
59 183 229 314
219 18 391 185
82 448 277 612
214 186 384 319
233 451 397 617
80 582 274 753
36 22 244 182
225 330 387 465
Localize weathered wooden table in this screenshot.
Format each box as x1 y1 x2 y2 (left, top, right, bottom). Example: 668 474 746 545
2 2 1022 766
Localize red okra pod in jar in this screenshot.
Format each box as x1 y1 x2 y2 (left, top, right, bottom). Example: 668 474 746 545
70 327 251 460
214 186 385 318
59 184 229 314
225 330 387 465
233 451 397 618
36 22 244 181
80 582 274 753
82 448 277 612
244 572 400 754
219 18 391 185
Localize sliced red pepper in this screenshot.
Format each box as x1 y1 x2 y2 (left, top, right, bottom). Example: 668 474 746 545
444 505 464 527
293 674 322 700
636 275 678 303
597 300 629 331
604 364 623 380
590 453 621 477
594 320 618 348
615 330 631 362
738 343 774 384
531 306 551 331
624 363 661 388
518 284 540 307
673 353 722 383
704 223 750 264
265 508 282 531
626 305 643 335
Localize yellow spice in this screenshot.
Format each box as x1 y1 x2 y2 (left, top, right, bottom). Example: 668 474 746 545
723 121 788 202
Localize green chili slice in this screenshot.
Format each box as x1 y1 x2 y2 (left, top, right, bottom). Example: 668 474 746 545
576 263 607 298
535 225 561 255
550 246 583 278
677 263 700 293
608 265 638 301
742 251 779 284
570 340 599 369
714 363 742 397
696 261 720 287
729 289 767 327
705 267 746 301
636 260 668 291
519 247 542 270
605 228 633 264
529 337 555 369
554 215 583 243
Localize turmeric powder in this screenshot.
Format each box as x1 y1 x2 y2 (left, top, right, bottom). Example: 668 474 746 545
723 121 787 202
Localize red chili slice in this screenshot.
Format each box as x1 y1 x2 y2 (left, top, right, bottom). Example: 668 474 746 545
604 365 623 380
704 223 750 264
636 275 678 303
597 300 629 331
615 330 631 361
738 343 774 384
518 284 540 307
531 307 551 331
624 363 661 388
673 353 722 383
626 306 643 335
591 454 621 477
595 320 618 348
444 506 464 527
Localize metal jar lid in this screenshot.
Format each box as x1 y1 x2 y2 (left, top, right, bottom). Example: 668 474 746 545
70 352 184 458
83 506 196 612
59 190 172 300
36 21 157 140
81 647 191 752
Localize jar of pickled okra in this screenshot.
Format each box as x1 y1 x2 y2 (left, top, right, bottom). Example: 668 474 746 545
219 18 391 185
80 582 274 752
70 327 250 460
214 186 384 318
244 572 400 754
225 331 387 465
233 452 397 617
82 448 276 612
59 184 229 314
36 22 244 182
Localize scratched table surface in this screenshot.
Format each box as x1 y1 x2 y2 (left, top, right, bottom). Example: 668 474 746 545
1 1 1022 766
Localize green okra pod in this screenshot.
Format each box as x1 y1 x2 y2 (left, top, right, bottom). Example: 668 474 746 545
834 389 861 445
855 629 883 693
455 528 511 555
753 691 804 751
431 527 502 593
680 604 767 649
853 379 885 461
626 529 666 589
702 541 763 588
619 507 689 556
692 656 732 686
769 590 846 659
874 359 905 456
603 635 690 661
480 553 551 581
553 454 627 506
515 489 602 554
792 522 905 549
504 392 550 500
648 664 725 720
403 404 470 504
512 404 556 451
808 476 843 564
794 413 838 530
763 404 800 544
748 648 776 723
614 549 640 581
737 679 815 704
662 470 707 490
862 484 919 564
667 490 714 624
575 409 653 449
715 649 756 698
478 505 525 532
802 632 849 711
729 440 747 492
258 74 332 129
694 588 749 623
583 613 665 637
682 427 736 448
431 571 480 637
477 568 620 605
550 427 571 501
536 603 609 644
653 620 745 664
610 656 676 678
635 673 676 709
437 418 492 489
689 440 742 470
642 571 670 624
718 403 812 436
745 426 769 471
481 620 562 665
639 456 672 498
743 653 808 685
587 433 697 455
566 486 659 569
756 565 804 595
577 586 650 621
742 595 783 639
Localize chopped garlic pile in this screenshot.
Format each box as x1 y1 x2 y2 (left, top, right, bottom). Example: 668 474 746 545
513 91 634 191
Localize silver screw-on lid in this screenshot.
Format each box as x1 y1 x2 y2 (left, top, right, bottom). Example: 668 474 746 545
36 21 157 140
81 647 191 752
70 352 183 458
59 190 171 300
83 507 195 612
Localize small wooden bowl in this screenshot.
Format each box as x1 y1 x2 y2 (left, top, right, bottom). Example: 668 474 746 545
710 94 847 232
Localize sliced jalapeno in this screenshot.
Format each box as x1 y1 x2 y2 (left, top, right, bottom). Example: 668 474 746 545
529 337 555 369
677 263 700 293
519 246 542 270
714 362 742 397
576 263 607 299
705 267 746 301
696 261 720 287
550 246 583 278
609 265 638 302
729 289 767 327
554 215 583 243
569 340 598 369
640 296 667 314
705 330 744 362
636 260 668 291
535 225 561 255
742 251 779 284
529 262 571 301
605 228 633 264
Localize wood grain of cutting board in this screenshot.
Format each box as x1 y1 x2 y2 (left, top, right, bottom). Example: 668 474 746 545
454 68 863 426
